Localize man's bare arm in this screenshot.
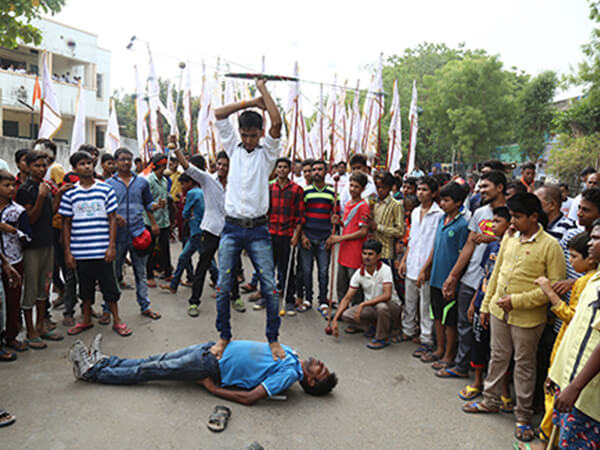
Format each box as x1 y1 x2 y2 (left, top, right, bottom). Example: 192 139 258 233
199 378 268 406
256 79 282 138
214 97 265 121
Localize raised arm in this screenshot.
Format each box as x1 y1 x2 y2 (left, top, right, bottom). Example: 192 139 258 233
255 79 281 139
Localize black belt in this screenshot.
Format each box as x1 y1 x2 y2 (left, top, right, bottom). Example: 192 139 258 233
225 215 268 229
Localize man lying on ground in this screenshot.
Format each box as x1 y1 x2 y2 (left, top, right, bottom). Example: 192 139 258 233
68 334 337 406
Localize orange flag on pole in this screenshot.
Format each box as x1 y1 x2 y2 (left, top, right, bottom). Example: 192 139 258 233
32 76 41 106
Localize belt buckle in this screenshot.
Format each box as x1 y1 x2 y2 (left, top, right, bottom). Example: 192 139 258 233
241 218 252 228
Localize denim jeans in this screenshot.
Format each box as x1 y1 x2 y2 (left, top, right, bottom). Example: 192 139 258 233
299 238 330 306
86 342 220 384
170 233 203 291
216 221 279 342
105 233 151 313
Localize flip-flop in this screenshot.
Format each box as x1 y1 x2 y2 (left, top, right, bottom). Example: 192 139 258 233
141 309 161 320
25 337 47 350
435 367 468 378
0 409 16 427
344 325 361 334
363 326 376 338
458 384 482 401
515 423 535 442
113 323 132 337
0 350 17 362
432 360 452 370
366 339 390 350
412 345 432 358
317 305 329 320
296 300 311 312
391 334 414 343
4 340 28 352
98 312 111 326
462 400 499 414
420 352 440 363
40 331 64 341
67 322 94 336
207 405 231 432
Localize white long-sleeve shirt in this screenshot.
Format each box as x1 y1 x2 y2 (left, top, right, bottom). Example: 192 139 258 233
184 165 226 237
215 119 281 219
405 202 444 280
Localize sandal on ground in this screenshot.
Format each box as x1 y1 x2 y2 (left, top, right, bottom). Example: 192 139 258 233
366 338 389 350
412 345 432 358
420 352 440 363
25 337 47 350
458 384 482 401
113 322 132 337
240 283 257 293
207 405 232 432
501 395 515 413
391 333 414 343
4 340 28 352
120 281 134 290
317 304 329 319
515 423 535 442
147 279 157 288
90 309 101 319
67 322 94 336
141 309 161 320
363 326 376 338
344 325 361 334
98 312 111 326
0 409 16 427
431 360 452 370
462 400 499 414
435 367 468 378
296 300 311 312
0 350 17 362
62 316 75 327
40 331 64 341
512 442 533 450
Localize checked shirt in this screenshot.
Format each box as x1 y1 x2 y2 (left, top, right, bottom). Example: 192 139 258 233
268 179 305 237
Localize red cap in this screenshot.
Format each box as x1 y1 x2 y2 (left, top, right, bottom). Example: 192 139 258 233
132 229 152 252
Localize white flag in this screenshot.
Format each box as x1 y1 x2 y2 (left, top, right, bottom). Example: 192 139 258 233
407 80 418 175
197 62 212 160
106 98 121 152
361 54 384 162
134 65 151 162
183 65 192 148
70 81 86 154
348 80 362 156
285 62 310 160
38 51 62 139
387 79 402 174
166 82 178 136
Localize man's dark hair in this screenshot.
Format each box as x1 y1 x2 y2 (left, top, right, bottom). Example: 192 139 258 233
482 160 505 172
349 154 367 167
480 170 507 192
404 194 419 208
151 153 168 167
238 110 263 130
101 153 114 163
349 171 368 188
567 232 590 259
559 182 570 191
25 150 48 165
275 157 291 168
178 173 193 184
492 206 511 222
439 181 468 204
375 171 396 188
506 192 548 229
581 188 600 213
190 154 206 170
15 148 30 165
0 169 15 183
33 138 57 155
580 167 596 178
506 181 527 195
134 156 142 164
521 161 536 171
362 239 382 253
337 161 346 168
79 144 99 157
392 176 402 191
403 176 418 188
114 148 133 160
69 150 93 168
417 176 438 194
216 151 229 162
302 158 314 168
311 160 327 170
299 371 338 397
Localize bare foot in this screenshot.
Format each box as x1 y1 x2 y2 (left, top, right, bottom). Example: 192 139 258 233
269 341 286 361
210 339 230 360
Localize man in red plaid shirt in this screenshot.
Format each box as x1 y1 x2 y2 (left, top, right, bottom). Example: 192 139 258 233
253 157 305 315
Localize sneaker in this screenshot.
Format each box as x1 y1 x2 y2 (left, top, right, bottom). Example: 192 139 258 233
285 304 297 316
88 333 106 364
233 298 246 313
188 304 200 317
253 298 266 311
68 340 94 380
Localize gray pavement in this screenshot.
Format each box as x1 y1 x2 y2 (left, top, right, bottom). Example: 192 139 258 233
2 252 519 449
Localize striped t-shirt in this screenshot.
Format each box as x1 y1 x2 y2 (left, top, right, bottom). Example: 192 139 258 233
59 181 118 260
303 183 337 241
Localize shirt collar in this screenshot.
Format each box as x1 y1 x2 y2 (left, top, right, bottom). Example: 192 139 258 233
359 261 383 276
515 224 543 243
548 213 564 229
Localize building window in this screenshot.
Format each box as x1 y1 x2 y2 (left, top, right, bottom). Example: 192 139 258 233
3 121 19 137
96 73 103 99
96 126 105 148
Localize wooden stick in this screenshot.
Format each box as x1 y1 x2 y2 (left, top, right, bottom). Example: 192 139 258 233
326 179 340 326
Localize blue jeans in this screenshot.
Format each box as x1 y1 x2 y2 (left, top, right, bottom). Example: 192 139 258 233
87 342 219 384
216 222 279 342
170 233 203 291
105 233 151 313
299 238 330 306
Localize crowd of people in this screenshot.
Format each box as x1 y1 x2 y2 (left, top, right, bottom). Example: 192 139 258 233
0 80 598 449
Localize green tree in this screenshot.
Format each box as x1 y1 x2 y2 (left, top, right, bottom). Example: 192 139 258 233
423 55 517 164
0 0 65 48
547 133 600 187
514 71 558 161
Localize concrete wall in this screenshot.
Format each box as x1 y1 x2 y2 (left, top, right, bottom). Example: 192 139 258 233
0 135 139 175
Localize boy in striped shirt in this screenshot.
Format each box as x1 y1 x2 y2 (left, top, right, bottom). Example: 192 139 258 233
59 151 129 337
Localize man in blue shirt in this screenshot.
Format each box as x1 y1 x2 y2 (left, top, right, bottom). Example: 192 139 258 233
68 335 338 405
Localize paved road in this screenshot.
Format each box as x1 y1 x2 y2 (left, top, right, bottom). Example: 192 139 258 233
2 252 519 449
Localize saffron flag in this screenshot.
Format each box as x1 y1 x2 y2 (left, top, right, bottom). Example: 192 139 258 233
106 98 121 152
38 51 62 139
406 80 418 175
387 79 402 173
32 76 41 106
70 81 86 154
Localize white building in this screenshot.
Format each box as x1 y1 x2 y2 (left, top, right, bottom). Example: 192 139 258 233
0 17 110 147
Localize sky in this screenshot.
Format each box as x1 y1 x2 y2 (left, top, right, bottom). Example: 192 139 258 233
49 0 595 107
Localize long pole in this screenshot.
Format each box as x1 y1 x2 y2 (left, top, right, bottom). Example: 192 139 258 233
330 89 336 169
376 95 382 169
406 115 415 175
325 178 339 330
291 94 299 163
319 83 324 159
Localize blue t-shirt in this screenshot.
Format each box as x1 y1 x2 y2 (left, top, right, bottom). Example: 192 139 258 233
218 341 303 397
106 174 154 238
430 212 469 289
474 240 501 309
182 187 204 236
58 181 118 260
